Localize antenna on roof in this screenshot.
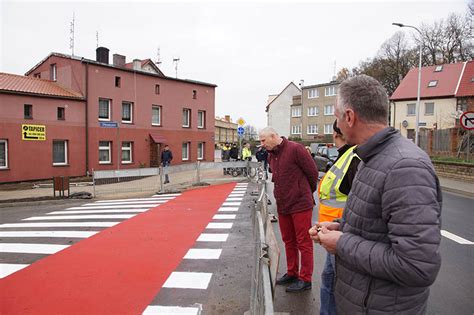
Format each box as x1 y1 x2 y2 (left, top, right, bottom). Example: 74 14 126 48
96 31 99 48
69 12 75 56
173 57 180 78
156 46 162 65
333 60 337 81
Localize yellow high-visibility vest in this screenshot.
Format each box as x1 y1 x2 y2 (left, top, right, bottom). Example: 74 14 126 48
318 145 358 222
242 147 252 159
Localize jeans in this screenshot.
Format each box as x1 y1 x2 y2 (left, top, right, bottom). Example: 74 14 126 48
162 161 170 183
320 252 337 315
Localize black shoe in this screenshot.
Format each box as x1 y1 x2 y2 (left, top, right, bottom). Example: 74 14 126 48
285 279 312 292
275 273 298 285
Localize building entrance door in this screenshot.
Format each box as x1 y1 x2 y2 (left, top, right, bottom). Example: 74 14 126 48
150 142 162 167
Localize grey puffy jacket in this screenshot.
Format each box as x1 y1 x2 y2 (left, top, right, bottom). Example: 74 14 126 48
335 128 442 314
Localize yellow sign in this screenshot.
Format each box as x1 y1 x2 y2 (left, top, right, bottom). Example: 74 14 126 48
237 117 246 126
22 124 46 141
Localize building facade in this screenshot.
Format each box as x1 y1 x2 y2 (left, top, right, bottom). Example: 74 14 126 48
214 115 238 148
266 82 301 137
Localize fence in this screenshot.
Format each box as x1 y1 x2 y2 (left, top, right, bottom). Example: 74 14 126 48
419 128 473 159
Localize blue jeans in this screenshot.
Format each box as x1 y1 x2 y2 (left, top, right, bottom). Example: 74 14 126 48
320 252 337 315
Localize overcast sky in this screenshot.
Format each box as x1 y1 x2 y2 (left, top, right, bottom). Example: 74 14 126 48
1 0 470 129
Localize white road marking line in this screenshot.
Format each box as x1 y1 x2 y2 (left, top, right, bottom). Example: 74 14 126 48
142 305 201 315
222 202 241 207
184 248 222 259
197 233 229 242
226 197 243 201
0 243 69 254
206 223 233 229
48 209 148 214
152 194 182 197
218 208 238 212
67 204 159 210
0 231 97 238
0 263 29 278
23 214 135 221
0 222 119 228
83 200 169 206
163 272 212 289
95 197 175 203
232 188 247 191
213 214 236 220
441 230 474 245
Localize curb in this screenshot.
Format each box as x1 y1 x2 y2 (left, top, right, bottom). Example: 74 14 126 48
440 186 474 198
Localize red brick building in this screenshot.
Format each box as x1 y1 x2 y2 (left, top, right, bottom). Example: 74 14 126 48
0 47 216 183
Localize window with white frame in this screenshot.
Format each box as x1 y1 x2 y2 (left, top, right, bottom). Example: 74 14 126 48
428 80 438 87
308 89 319 98
152 105 162 126
407 103 416 116
291 106 302 117
197 142 204 160
198 110 205 128
99 141 112 164
182 108 191 127
324 104 334 115
0 140 8 169
99 99 111 121
122 102 133 123
434 65 443 72
182 142 190 160
325 86 337 96
307 124 318 134
50 64 57 81
291 124 302 135
308 106 319 116
52 140 68 165
121 142 132 163
425 102 434 115
324 124 333 134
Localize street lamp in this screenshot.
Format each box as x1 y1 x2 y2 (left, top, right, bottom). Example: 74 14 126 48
299 80 304 140
392 22 423 146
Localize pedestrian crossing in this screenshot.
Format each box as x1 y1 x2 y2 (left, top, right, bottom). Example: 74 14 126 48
0 193 180 279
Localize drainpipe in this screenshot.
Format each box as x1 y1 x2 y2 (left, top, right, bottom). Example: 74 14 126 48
85 61 90 176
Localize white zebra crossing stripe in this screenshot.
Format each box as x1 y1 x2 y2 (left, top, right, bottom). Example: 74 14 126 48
206 223 233 229
218 207 238 212
0 263 29 278
152 194 182 197
226 198 243 201
142 305 201 315
212 214 236 220
0 231 97 238
184 249 222 259
0 243 69 254
48 209 148 214
441 230 474 245
0 222 119 228
82 201 168 206
23 214 136 221
163 272 212 289
222 202 241 207
197 234 228 242
67 205 159 210
96 197 176 203
228 194 245 197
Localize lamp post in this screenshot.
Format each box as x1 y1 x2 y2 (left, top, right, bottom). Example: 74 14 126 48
392 22 422 146
299 79 304 140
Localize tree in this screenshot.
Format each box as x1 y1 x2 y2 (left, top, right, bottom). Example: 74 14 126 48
243 125 258 141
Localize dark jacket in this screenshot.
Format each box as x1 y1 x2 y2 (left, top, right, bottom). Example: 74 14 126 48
161 150 173 165
335 127 442 314
255 148 268 162
229 147 239 160
268 137 319 215
336 144 361 195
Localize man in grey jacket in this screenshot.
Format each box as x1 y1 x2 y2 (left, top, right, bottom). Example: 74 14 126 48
309 75 442 314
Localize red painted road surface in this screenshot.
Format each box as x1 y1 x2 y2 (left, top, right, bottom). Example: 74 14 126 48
0 183 236 315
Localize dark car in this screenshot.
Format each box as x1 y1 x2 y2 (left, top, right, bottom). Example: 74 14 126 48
314 146 339 172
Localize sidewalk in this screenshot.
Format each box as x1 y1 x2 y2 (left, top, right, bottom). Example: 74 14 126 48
438 176 473 198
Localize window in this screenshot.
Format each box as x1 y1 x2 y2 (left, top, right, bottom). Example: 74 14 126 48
425 102 434 115
324 104 334 115
121 142 133 164
34 73 41 78
434 65 443 72
24 104 33 119
193 90 197 99
197 111 206 129
325 86 337 96
115 76 121 87
50 64 57 81
308 106 319 116
291 124 302 135
122 102 133 123
155 84 160 94
99 99 111 120
428 80 438 87
197 142 204 160
182 142 190 161
324 124 333 134
53 140 68 165
182 108 191 127
99 141 112 164
308 89 319 98
0 140 8 169
307 124 318 134
407 103 416 116
57 107 65 120
152 105 162 126
291 106 302 117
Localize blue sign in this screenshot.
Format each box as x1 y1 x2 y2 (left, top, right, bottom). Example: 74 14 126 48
100 122 118 128
237 126 244 135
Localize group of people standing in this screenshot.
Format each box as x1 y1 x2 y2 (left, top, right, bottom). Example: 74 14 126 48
260 75 442 314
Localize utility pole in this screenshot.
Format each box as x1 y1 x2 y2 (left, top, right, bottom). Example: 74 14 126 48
173 58 180 78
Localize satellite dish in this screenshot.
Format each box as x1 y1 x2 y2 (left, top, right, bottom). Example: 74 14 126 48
402 120 408 128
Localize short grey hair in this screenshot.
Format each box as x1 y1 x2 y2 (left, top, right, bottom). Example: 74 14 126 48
259 126 279 137
337 75 389 124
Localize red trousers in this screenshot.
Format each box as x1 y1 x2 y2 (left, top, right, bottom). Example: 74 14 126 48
278 210 314 282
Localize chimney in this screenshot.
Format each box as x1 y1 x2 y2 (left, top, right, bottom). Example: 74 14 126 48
96 47 109 64
225 115 230 122
113 54 126 67
133 59 141 70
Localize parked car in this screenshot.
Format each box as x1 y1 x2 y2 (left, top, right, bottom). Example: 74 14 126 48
314 146 339 172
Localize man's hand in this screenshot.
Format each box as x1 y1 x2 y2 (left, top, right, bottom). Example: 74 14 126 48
309 221 340 244
318 227 343 254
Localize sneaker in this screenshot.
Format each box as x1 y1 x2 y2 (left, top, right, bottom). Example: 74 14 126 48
275 273 298 285
285 279 312 293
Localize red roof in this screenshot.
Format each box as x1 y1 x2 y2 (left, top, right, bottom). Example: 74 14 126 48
390 62 465 101
0 72 83 99
455 61 474 97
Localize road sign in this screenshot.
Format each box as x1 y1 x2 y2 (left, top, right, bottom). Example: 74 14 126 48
460 111 474 130
237 117 245 126
99 122 119 128
419 122 427 127
22 124 46 141
237 126 245 136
